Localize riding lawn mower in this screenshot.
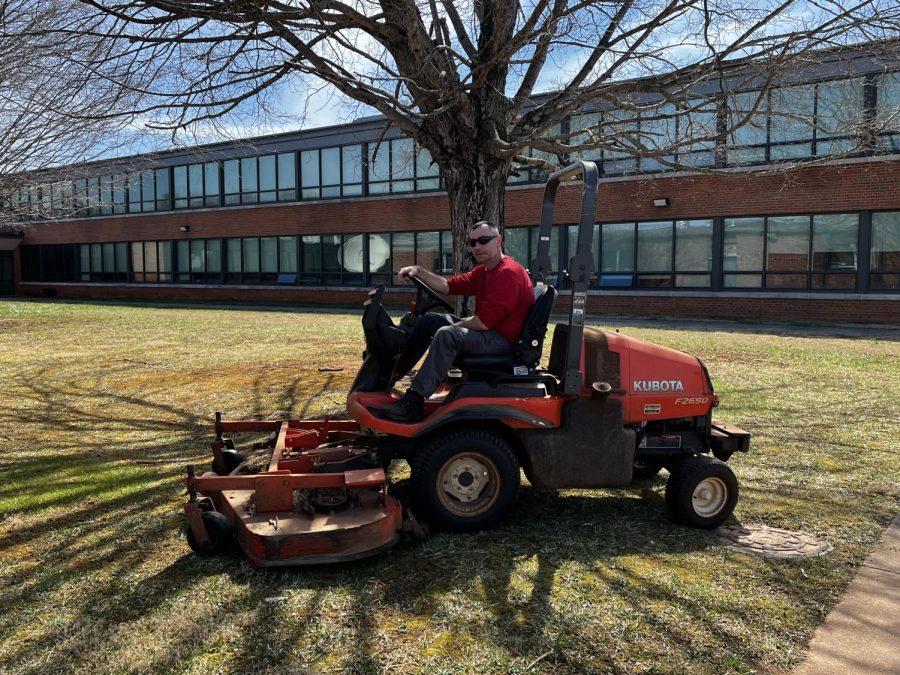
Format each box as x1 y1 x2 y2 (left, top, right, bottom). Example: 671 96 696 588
183 161 751 566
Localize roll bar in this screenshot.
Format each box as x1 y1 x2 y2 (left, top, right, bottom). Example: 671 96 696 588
528 160 599 396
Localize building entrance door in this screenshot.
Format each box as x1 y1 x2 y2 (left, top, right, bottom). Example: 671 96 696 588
0 251 14 295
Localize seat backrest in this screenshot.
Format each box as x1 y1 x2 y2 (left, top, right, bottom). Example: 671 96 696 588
516 284 557 368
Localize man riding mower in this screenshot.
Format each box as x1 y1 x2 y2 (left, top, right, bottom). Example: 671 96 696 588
182 160 750 566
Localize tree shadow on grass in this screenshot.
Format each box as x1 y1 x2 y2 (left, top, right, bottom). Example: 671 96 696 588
164 475 896 673
189 487 724 673
2 364 895 672
2 471 894 673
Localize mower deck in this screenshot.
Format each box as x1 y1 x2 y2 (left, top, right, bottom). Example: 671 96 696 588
184 417 413 566
209 486 403 567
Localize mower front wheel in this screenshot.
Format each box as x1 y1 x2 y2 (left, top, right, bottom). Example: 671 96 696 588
665 455 738 529
410 429 520 532
185 510 234 556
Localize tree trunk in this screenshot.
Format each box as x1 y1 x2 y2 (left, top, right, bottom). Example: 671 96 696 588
442 157 511 315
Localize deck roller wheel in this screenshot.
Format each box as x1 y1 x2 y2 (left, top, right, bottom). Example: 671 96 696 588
185 511 234 556
665 455 738 529
211 449 246 475
632 460 663 479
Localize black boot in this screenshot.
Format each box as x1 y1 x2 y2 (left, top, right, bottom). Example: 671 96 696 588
382 389 425 423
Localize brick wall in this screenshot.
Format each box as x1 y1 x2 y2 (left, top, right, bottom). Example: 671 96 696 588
21 160 900 246
14 159 900 324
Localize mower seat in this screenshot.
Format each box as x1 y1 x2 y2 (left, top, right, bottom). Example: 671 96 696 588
455 283 557 374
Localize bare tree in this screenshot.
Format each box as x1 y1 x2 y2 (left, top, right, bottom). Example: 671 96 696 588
21 1 900 263
0 0 156 223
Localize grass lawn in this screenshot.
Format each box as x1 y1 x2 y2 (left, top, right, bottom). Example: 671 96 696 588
0 299 897 674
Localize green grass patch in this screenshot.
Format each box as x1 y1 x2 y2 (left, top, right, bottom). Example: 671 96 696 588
0 299 897 674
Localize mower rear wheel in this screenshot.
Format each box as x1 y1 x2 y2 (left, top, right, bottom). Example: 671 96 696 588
410 429 519 532
185 510 234 556
665 455 738 529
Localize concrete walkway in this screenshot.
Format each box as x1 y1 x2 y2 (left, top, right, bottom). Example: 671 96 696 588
794 514 900 674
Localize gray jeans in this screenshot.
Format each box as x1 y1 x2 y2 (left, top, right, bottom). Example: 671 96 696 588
410 322 511 397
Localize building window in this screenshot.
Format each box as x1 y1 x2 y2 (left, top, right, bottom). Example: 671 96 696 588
79 242 128 281
240 158 259 204
870 211 900 291
726 91 769 164
602 109 640 175
367 234 393 286
242 237 260 282
223 160 240 205
20 244 84 281
726 79 867 165
596 220 713 288
368 139 439 195
677 100 718 168
277 154 297 201
126 168 168 213
225 238 242 282
73 179 87 216
131 241 172 282
174 162 218 208
176 238 223 283
301 235 322 283
342 146 364 195
86 176 100 216
377 230 452 284
812 214 858 289
99 175 113 216
766 215 811 288
258 236 278 281
569 113 602 167
816 78 865 156
223 153 294 205
259 156 277 203
504 227 532 266
640 104 677 172
220 236 299 284
277 236 298 284
321 234 360 284
675 219 713 287
724 217 764 288
636 221 673 287
415 231 441 273
156 168 172 210
769 86 816 159
391 232 414 276
300 145 363 199
20 246 40 281
876 72 900 153
725 213 858 290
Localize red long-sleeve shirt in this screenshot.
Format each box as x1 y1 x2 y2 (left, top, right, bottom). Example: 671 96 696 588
447 256 534 345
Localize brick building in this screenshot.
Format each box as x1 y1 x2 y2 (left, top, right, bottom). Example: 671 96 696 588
3 45 900 324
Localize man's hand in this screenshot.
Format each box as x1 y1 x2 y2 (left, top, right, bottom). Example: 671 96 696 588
397 265 420 284
396 265 450 295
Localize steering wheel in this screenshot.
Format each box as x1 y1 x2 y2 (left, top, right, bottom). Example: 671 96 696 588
410 273 454 314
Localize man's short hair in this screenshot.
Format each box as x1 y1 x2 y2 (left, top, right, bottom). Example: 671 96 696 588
471 220 500 236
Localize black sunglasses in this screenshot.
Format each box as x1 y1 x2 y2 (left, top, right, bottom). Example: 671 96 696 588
468 235 498 247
